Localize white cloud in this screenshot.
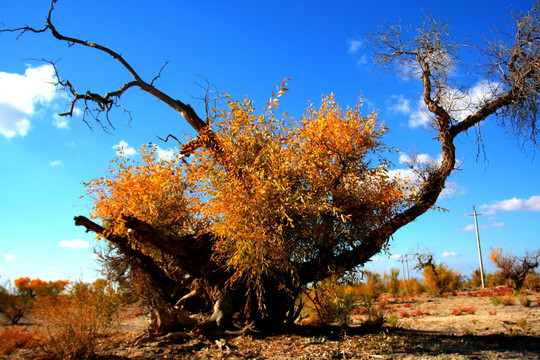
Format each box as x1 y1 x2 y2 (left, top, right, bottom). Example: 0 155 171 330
58 239 90 248
441 251 459 258
391 152 459 198
408 101 431 128
155 145 175 161
457 224 475 232
389 254 404 260
389 95 411 115
0 65 59 138
480 195 540 214
457 222 506 232
49 160 62 167
52 114 69 129
370 256 386 262
443 81 496 122
347 39 362 54
356 55 368 66
395 81 496 129
398 153 442 167
113 140 137 156
5 253 21 260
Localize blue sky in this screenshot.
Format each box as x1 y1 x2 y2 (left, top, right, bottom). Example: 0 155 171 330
1 0 538 283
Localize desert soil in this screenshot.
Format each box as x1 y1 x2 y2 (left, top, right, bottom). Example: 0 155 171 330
103 290 540 359
5 290 540 359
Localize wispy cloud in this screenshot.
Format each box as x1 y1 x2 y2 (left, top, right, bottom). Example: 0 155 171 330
58 239 90 248
5 253 21 260
52 114 69 129
457 222 506 232
457 224 475 232
113 140 138 156
155 145 175 161
408 102 431 128
480 195 540 214
347 39 362 54
388 94 430 128
390 81 496 129
388 152 458 197
49 160 62 167
441 251 459 258
0 64 60 138
389 95 412 115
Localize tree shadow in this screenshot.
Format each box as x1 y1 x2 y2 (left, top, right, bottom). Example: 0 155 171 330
253 324 540 358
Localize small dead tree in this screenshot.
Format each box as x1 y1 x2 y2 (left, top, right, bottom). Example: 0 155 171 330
490 248 540 290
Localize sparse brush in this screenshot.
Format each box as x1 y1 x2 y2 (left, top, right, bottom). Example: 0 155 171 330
300 277 359 326
516 318 529 330
386 313 399 327
502 295 515 306
359 294 387 331
0 326 40 357
516 292 530 307
452 307 475 316
32 281 120 359
491 296 502 306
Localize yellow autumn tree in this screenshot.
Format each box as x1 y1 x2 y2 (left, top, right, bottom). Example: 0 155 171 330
83 85 411 325
11 1 538 329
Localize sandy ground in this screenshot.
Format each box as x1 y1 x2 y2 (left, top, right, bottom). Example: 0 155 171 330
104 289 540 359
366 291 540 336
3 289 540 359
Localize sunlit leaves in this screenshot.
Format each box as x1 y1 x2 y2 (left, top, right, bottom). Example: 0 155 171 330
187 90 409 286
84 144 195 244
85 85 412 296
14 278 68 298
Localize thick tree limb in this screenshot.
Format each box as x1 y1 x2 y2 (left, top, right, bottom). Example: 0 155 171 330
74 215 178 300
120 215 221 279
1 1 225 156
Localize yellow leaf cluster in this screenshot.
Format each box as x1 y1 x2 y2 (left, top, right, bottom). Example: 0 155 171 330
84 144 196 253
84 86 412 291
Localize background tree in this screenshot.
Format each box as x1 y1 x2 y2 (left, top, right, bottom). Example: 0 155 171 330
2 1 538 331
414 253 462 295
0 278 68 325
490 248 540 290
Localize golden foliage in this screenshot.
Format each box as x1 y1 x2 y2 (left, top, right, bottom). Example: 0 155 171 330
85 84 412 300
14 277 68 297
84 144 197 257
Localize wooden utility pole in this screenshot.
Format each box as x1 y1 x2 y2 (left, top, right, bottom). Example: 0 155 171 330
469 206 486 288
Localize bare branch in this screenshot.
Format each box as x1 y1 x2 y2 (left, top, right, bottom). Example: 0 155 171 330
150 61 169 87
157 134 183 148
1 0 211 134
302 6 540 283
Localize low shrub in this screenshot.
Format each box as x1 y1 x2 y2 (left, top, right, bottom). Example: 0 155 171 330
32 280 120 359
0 284 32 325
358 293 387 330
516 291 530 307
502 295 515 306
386 313 399 327
0 326 39 357
398 310 410 318
452 307 475 316
300 277 359 326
